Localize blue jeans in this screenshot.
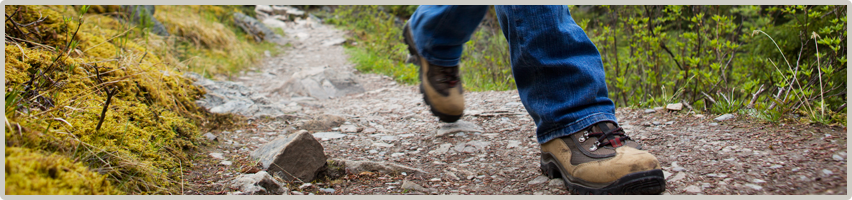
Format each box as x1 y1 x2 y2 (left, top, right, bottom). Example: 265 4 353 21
409 5 617 144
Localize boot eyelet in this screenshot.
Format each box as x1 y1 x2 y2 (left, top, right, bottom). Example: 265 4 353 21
589 145 598 151
578 137 586 142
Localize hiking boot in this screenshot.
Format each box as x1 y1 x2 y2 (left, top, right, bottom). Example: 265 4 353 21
403 22 464 122
539 122 666 195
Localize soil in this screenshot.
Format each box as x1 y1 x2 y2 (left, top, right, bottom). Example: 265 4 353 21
181 16 848 195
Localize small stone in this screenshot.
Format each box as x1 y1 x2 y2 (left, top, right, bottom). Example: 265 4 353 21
642 122 652 127
769 165 783 169
429 178 442 182
652 121 661 126
701 183 712 188
380 136 397 141
752 179 766 184
401 180 432 193
204 132 218 141
706 173 718 177
694 114 705 118
673 167 686 172
391 153 405 157
299 183 313 189
362 128 377 134
644 109 656 114
312 132 346 140
714 114 735 121
668 172 686 182
709 123 719 126
372 142 394 147
528 176 549 185
832 154 844 161
684 185 701 194
230 171 287 195
339 125 359 133
663 171 673 179
744 183 763 190
665 121 674 125
666 103 683 111
446 172 460 180
319 188 335 193
220 160 233 166
792 167 800 172
368 150 378 154
291 191 304 195
436 121 483 137
210 153 225 160
507 140 521 148
822 169 833 176
548 178 565 187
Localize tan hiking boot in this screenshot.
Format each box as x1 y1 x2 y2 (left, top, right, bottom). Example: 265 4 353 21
540 122 666 194
403 22 465 122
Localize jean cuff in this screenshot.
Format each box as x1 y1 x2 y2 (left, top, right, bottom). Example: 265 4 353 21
419 50 461 67
536 112 619 144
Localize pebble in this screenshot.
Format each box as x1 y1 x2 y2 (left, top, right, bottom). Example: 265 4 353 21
507 140 521 148
368 150 378 154
312 132 346 140
663 171 673 179
744 183 763 190
220 160 232 166
709 123 719 126
701 183 712 188
319 188 335 193
673 167 686 172
665 121 674 125
684 185 702 194
372 142 394 147
299 183 313 189
339 125 359 133
209 153 225 160
362 128 377 134
752 179 766 184
832 154 844 161
204 132 218 141
714 114 735 121
429 178 441 182
792 167 800 172
822 169 833 176
644 109 656 114
548 179 565 187
769 164 783 169
668 172 686 182
391 153 405 157
652 121 661 126
528 176 549 185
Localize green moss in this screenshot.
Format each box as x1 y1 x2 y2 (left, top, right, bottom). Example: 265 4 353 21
5 147 122 195
5 5 209 194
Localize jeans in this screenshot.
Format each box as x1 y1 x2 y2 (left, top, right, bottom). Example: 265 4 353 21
409 5 617 144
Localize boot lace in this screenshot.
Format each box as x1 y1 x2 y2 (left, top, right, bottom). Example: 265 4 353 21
578 127 632 151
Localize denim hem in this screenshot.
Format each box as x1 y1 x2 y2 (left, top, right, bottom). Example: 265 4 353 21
418 50 461 67
535 112 618 144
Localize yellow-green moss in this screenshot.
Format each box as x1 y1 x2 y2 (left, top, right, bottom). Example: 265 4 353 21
5 5 207 194
5 147 122 195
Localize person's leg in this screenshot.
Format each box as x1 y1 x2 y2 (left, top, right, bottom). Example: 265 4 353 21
494 5 665 194
404 6 488 122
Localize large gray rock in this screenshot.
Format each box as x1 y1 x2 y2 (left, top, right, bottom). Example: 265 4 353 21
250 130 327 182
120 5 170 36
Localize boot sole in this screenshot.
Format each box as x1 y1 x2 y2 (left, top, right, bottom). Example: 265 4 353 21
403 23 462 123
540 155 666 195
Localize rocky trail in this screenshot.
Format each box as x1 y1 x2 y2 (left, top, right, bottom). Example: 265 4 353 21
181 7 847 195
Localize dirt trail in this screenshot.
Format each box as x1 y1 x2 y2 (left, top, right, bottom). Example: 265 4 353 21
183 18 847 195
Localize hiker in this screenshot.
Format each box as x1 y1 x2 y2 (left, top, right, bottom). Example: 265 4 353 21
404 5 665 194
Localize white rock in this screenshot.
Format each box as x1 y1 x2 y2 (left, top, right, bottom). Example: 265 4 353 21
673 167 686 172
548 178 565 187
339 125 359 133
714 114 735 121
744 183 763 190
684 185 701 194
769 164 783 169
752 179 766 184
312 132 346 139
528 176 549 185
666 103 683 111
507 140 521 148
372 142 394 147
663 171 673 179
644 109 656 114
668 172 686 182
391 153 405 157
832 154 844 161
822 169 833 176
210 153 225 160
220 160 233 166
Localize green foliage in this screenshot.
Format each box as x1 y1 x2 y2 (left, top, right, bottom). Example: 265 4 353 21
328 5 845 125
327 5 515 92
